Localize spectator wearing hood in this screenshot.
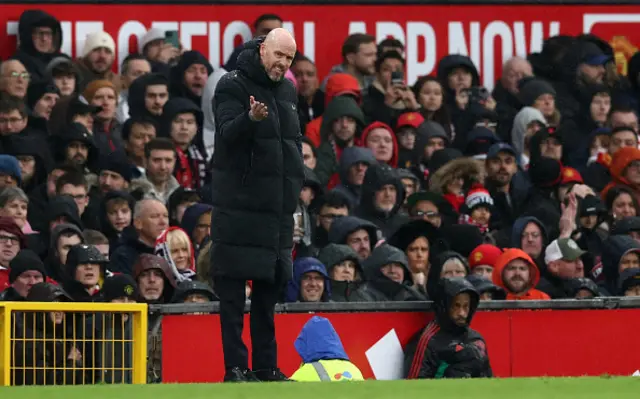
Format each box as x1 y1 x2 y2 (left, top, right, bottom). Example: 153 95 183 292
395 112 425 169
26 164 76 232
405 277 491 379
180 203 212 257
167 187 201 227
312 191 350 250
49 122 98 173
405 191 454 228
362 121 399 168
355 163 408 238
429 156 483 213
0 60 29 100
306 72 362 148
328 216 379 260
0 217 28 292
161 98 207 190
361 244 425 301
511 107 547 168
47 55 81 97
83 79 123 155
468 244 503 281
332 147 376 209
74 31 120 91
48 94 100 139
110 198 167 275
44 223 84 284
463 127 499 161
133 253 177 304
602 147 640 205
426 251 470 299
11 10 63 81
26 79 60 136
0 155 22 190
62 244 107 301
314 96 365 187
611 216 640 242
565 277 601 299
466 274 505 300
290 316 364 382
575 195 608 271
518 77 559 127
317 243 372 302
285 257 331 303
618 268 640 296
116 54 152 124
362 51 420 127
508 216 548 271
493 56 532 141
100 190 135 253
2 133 51 195
171 280 217 303
586 125 638 193
601 235 640 294
528 126 563 166
0 249 46 301
520 157 563 228
169 51 213 107
127 73 170 128
388 220 443 293
538 238 586 298
155 227 196 283
492 248 550 300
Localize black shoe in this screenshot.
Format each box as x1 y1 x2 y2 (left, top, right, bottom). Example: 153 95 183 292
254 368 291 382
224 367 251 382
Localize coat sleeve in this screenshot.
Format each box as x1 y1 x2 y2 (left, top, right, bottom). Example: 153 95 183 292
213 75 257 147
416 343 439 379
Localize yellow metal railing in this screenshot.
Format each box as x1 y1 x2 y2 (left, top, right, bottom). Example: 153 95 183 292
0 302 147 386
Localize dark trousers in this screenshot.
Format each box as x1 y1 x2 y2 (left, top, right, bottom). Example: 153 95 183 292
215 266 284 372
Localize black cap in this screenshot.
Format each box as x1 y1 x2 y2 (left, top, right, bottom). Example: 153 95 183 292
27 282 72 302
66 244 108 270
171 280 217 303
9 249 46 283
102 274 139 302
100 153 134 183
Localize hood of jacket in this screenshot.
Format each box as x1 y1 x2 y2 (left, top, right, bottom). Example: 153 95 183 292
338 146 376 188
127 73 169 120
47 195 83 230
325 73 362 107
320 96 365 141
609 147 640 186
617 267 640 296
180 203 213 242
510 216 548 249
362 244 411 285
429 157 484 194
466 274 506 299
50 122 98 166
358 163 405 218
602 235 640 287
100 190 135 240
133 253 178 303
17 10 62 59
317 243 363 278
155 226 196 283
328 215 379 246
436 55 480 93
426 251 470 299
511 107 547 156
1 132 51 186
492 248 541 295
361 122 399 168
433 277 479 333
46 223 84 282
285 257 331 302
160 97 204 138
294 316 349 363
169 50 213 105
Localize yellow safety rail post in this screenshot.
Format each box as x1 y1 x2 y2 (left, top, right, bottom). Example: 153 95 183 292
0 302 148 386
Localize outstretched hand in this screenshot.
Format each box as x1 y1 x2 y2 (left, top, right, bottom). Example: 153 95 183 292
249 96 268 121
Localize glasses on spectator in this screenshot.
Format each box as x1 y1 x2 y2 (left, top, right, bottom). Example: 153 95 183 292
319 214 344 221
2 72 30 80
522 232 541 240
412 211 441 220
0 117 24 124
0 235 20 245
33 28 53 38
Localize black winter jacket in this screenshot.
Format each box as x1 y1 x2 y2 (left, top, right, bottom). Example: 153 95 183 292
210 38 304 282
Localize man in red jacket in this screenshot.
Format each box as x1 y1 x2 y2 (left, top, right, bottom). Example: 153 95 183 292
0 217 26 292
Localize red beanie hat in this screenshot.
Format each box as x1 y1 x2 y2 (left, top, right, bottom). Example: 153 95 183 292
469 244 503 269
465 184 494 211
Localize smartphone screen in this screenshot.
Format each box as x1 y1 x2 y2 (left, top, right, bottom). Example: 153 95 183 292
164 30 180 48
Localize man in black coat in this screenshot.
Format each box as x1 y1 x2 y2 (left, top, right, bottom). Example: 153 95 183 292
210 28 304 382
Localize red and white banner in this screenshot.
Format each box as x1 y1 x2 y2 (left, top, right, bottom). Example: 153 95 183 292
1 5 640 89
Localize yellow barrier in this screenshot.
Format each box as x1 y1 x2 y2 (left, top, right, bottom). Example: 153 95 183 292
0 302 148 386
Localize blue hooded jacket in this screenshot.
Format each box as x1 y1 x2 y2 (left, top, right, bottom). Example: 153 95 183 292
510 216 548 248
180 203 213 242
285 257 331 303
294 316 349 363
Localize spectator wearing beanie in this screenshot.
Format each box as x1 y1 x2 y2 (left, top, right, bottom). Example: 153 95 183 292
395 112 425 169
461 184 494 234
75 31 120 91
83 79 123 155
521 157 563 227
0 249 46 301
0 155 22 190
557 167 584 204
529 126 564 165
25 79 61 125
168 50 213 106
46 55 81 97
11 10 63 81
0 216 28 292
469 244 503 281
97 153 134 195
518 77 559 126
102 274 138 303
602 147 640 206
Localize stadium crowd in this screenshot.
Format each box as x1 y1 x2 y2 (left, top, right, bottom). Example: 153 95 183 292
2 10 640 377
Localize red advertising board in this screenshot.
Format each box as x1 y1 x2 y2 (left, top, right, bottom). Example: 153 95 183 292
161 309 640 382
2 4 640 88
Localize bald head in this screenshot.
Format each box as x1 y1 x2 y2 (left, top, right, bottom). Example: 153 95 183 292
501 56 533 95
260 28 297 82
0 60 29 99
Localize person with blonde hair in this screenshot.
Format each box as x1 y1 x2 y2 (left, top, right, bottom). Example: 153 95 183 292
154 227 196 282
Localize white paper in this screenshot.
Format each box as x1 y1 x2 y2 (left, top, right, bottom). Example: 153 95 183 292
365 329 404 380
